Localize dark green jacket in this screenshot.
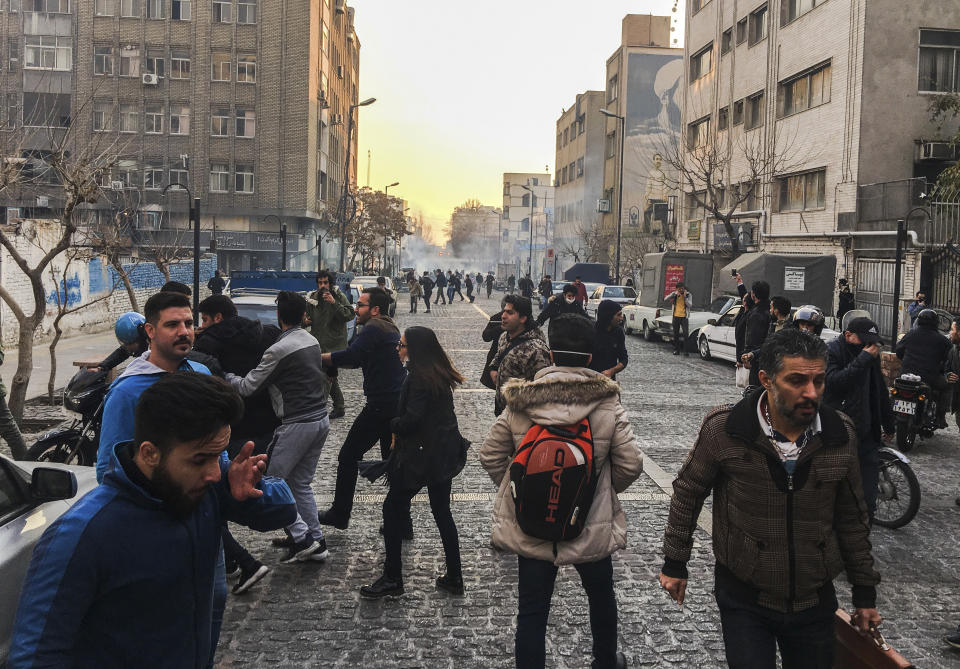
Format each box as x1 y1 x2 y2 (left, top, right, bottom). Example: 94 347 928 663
305 287 354 352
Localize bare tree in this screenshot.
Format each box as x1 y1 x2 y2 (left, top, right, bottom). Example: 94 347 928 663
558 216 612 264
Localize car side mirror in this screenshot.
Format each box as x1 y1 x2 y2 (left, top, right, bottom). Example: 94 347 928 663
30 467 77 503
708 318 718 326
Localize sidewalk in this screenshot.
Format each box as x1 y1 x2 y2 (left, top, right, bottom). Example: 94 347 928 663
1 329 118 401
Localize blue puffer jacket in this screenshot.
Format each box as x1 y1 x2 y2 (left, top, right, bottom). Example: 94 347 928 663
9 442 296 669
330 315 406 403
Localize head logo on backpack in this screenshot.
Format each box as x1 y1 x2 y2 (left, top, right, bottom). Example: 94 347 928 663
509 419 596 543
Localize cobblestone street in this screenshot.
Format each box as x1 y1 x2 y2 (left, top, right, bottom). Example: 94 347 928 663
196 295 960 668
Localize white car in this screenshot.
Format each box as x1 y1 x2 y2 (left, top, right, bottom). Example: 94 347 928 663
586 285 637 318
0 455 98 662
698 306 840 363
653 294 741 351
622 298 663 340
232 287 359 342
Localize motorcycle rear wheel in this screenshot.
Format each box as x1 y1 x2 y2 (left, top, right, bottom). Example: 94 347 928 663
873 451 921 529
895 420 916 453
26 435 94 467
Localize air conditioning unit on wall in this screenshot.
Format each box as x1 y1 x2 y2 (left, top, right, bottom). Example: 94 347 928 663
597 199 611 213
142 73 159 85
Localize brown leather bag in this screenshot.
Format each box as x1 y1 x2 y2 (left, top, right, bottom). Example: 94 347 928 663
834 609 914 669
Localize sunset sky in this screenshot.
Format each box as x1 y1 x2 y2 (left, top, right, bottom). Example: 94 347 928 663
354 0 684 242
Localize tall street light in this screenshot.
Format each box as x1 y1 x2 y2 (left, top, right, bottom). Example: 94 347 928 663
890 206 930 348
600 107 625 284
382 182 398 274
263 214 286 270
161 182 200 319
520 184 535 277
338 97 377 273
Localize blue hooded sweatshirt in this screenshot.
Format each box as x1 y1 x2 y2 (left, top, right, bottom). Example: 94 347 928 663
96 352 209 482
9 441 296 669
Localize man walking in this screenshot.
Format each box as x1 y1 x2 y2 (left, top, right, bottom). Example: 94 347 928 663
518 273 535 299
837 278 855 324
741 280 772 387
907 290 928 326
10 373 296 668
480 314 642 669
573 276 588 305
318 288 408 530
207 269 226 296
665 281 693 356
434 269 448 305
226 291 332 563
660 329 882 669
420 271 434 312
465 273 475 302
306 270 354 419
407 275 423 313
485 273 494 299
537 274 553 309
590 300 628 380
488 295 551 416
535 284 587 327
824 317 894 519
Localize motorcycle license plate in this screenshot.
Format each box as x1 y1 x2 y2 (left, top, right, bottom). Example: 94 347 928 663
893 399 917 415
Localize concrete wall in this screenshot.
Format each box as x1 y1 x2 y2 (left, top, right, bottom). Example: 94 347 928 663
0 219 215 347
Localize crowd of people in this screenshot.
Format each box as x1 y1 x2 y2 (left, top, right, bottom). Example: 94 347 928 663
9 265 960 668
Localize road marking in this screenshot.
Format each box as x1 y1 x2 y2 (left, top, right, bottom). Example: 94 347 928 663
641 450 713 536
327 491 672 504
473 304 491 320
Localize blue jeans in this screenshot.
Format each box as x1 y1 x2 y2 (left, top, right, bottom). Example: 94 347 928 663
715 586 837 669
209 545 227 668
515 555 618 668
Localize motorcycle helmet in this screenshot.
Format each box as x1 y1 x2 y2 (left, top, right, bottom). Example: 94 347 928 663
916 308 939 329
793 305 825 335
115 311 146 346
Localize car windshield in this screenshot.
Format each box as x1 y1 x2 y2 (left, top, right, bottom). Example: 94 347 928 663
236 303 278 325
709 296 735 314
603 287 636 299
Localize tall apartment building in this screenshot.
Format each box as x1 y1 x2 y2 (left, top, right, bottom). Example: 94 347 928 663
2 0 361 272
679 0 960 331
600 15 683 272
501 172 554 277
554 90 605 274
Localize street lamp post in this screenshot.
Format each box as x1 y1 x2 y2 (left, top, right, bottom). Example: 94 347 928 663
600 108 625 284
383 182 398 275
263 214 286 270
521 184 535 277
337 97 377 274
161 182 200 319
890 206 931 348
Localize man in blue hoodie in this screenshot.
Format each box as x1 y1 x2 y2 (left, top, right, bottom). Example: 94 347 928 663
96 290 210 482
318 287 407 530
9 372 296 669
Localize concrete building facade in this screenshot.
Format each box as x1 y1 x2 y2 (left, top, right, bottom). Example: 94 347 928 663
501 172 554 278
1 0 361 272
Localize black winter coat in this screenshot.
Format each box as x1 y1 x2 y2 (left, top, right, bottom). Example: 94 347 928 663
824 338 894 447
896 325 952 385
389 374 468 491
745 298 772 385
481 311 504 388
535 297 588 326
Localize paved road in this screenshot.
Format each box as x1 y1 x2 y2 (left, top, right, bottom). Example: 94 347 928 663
1 329 116 401
211 296 960 668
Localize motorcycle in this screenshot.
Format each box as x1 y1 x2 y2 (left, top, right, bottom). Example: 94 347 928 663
891 373 939 453
872 446 921 529
26 368 108 466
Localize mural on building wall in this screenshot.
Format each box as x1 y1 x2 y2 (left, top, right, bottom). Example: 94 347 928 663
623 52 683 239
46 273 82 308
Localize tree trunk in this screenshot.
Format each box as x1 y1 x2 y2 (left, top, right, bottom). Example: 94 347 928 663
47 320 63 405
7 318 34 441
722 220 741 253
113 261 139 312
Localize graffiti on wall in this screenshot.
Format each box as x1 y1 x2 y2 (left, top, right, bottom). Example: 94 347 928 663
46 273 82 308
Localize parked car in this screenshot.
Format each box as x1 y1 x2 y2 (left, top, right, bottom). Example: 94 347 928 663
586 285 637 317
653 294 742 351
351 276 397 317
697 305 840 363
0 454 98 662
622 296 662 340
232 288 358 343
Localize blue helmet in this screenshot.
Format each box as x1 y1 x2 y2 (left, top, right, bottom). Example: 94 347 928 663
115 311 145 345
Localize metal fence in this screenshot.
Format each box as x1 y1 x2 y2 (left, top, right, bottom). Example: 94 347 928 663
857 178 960 246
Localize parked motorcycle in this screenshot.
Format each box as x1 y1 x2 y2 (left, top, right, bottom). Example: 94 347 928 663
26 368 108 466
891 373 939 452
872 446 921 529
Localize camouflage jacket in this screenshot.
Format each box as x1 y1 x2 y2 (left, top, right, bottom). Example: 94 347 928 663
491 327 551 415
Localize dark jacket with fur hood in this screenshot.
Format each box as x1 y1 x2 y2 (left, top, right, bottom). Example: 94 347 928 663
479 366 643 565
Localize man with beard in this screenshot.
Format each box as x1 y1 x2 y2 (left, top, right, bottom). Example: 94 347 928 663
9 373 296 669
824 317 894 519
535 284 588 327
489 295 551 416
660 329 881 669
305 270 355 420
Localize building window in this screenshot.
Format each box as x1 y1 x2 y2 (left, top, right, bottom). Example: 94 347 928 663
119 45 140 77
211 52 230 81
211 107 229 136
563 127 569 145
778 61 831 117
781 0 823 26
119 103 138 133
210 162 229 192
145 50 164 77
120 0 139 16
235 164 254 193
93 100 113 131
169 167 188 187
688 116 710 149
145 0 162 18
144 163 164 189
690 44 712 81
568 161 575 180
235 108 254 137
745 92 764 130
605 131 616 159
94 0 114 15
25 36 71 71
521 193 530 207
237 54 256 82
171 0 188 19
27 0 69 12
577 157 584 177
94 45 113 75
145 103 163 133
607 74 618 103
322 23 330 57
117 159 140 188
736 17 747 45
170 51 190 79
9 43 19 71
918 29 960 93
578 115 585 135
732 99 744 125
721 28 732 55
8 0 18 11
748 4 768 46
560 166 567 185
691 0 710 12
236 0 254 23
23 92 70 127
718 105 729 131
169 104 189 134
213 0 230 22
779 169 825 212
